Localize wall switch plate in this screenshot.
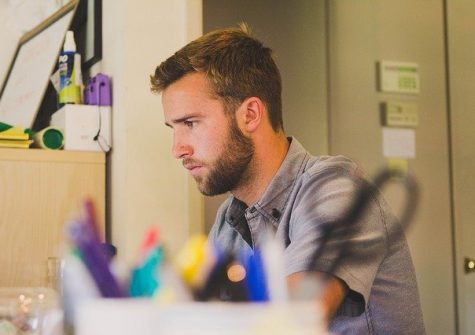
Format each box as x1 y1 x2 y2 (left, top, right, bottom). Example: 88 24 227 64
378 61 420 94
381 101 419 128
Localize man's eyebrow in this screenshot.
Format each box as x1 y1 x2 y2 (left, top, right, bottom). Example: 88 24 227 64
164 115 195 128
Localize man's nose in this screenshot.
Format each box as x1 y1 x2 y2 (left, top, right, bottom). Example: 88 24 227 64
172 137 192 159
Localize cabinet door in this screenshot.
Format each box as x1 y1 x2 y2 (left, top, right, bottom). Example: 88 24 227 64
0 149 105 287
447 1 475 333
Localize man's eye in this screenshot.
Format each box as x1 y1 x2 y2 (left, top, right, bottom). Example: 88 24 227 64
184 121 195 128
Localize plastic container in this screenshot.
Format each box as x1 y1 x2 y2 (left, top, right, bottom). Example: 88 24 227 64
58 31 82 105
33 127 64 150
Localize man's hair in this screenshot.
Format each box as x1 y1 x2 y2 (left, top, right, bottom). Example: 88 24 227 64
151 25 283 132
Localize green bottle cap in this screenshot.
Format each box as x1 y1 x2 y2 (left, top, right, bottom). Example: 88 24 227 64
42 128 64 149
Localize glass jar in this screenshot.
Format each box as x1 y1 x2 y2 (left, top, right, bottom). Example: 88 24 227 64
0 287 63 335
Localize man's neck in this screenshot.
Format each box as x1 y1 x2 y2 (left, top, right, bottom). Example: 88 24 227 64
232 133 289 206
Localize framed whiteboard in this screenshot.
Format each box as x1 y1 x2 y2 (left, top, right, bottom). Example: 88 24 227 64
0 0 79 129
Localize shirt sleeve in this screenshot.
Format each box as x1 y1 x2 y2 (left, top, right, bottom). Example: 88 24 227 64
284 165 388 306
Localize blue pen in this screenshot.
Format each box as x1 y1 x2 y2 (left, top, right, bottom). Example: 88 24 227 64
242 248 269 302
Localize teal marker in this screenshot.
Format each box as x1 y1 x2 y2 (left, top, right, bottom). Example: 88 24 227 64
129 246 164 297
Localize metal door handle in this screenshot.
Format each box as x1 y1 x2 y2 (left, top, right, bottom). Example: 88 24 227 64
465 257 475 273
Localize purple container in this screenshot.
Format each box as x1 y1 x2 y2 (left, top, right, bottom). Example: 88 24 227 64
84 73 112 106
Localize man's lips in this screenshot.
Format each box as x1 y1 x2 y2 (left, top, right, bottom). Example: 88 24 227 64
183 161 203 175
184 164 200 171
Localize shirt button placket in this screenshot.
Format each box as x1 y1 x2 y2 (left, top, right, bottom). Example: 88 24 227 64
246 207 258 247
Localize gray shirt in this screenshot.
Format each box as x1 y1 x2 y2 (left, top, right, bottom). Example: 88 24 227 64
209 137 425 334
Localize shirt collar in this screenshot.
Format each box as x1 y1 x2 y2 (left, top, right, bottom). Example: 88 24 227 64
226 137 310 228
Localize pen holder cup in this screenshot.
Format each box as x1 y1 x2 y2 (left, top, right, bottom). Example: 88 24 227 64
0 287 63 335
75 300 325 335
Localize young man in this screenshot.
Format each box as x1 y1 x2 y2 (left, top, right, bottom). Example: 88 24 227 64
151 26 425 334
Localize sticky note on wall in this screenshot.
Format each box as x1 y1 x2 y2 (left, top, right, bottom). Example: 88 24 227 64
382 127 416 159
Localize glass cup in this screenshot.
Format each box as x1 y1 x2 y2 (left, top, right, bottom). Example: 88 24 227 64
46 257 64 294
0 287 63 334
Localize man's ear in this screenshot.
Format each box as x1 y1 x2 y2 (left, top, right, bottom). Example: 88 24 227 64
237 97 264 133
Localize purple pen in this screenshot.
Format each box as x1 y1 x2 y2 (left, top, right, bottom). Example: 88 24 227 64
67 205 125 298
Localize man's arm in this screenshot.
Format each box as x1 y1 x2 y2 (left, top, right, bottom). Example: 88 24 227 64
287 271 348 324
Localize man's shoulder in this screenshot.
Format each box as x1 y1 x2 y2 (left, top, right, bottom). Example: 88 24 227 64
284 138 364 185
302 154 363 181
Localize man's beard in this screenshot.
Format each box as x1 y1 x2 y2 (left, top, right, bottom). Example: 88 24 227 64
185 118 254 196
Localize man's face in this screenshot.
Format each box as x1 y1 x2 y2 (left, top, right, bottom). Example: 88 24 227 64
162 72 254 196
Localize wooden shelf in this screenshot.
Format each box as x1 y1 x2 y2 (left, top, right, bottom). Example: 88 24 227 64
0 147 105 163
0 149 106 287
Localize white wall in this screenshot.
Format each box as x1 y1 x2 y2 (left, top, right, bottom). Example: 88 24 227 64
0 2 17 84
98 0 204 262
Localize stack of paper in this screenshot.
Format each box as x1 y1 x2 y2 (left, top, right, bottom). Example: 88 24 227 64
0 122 33 148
